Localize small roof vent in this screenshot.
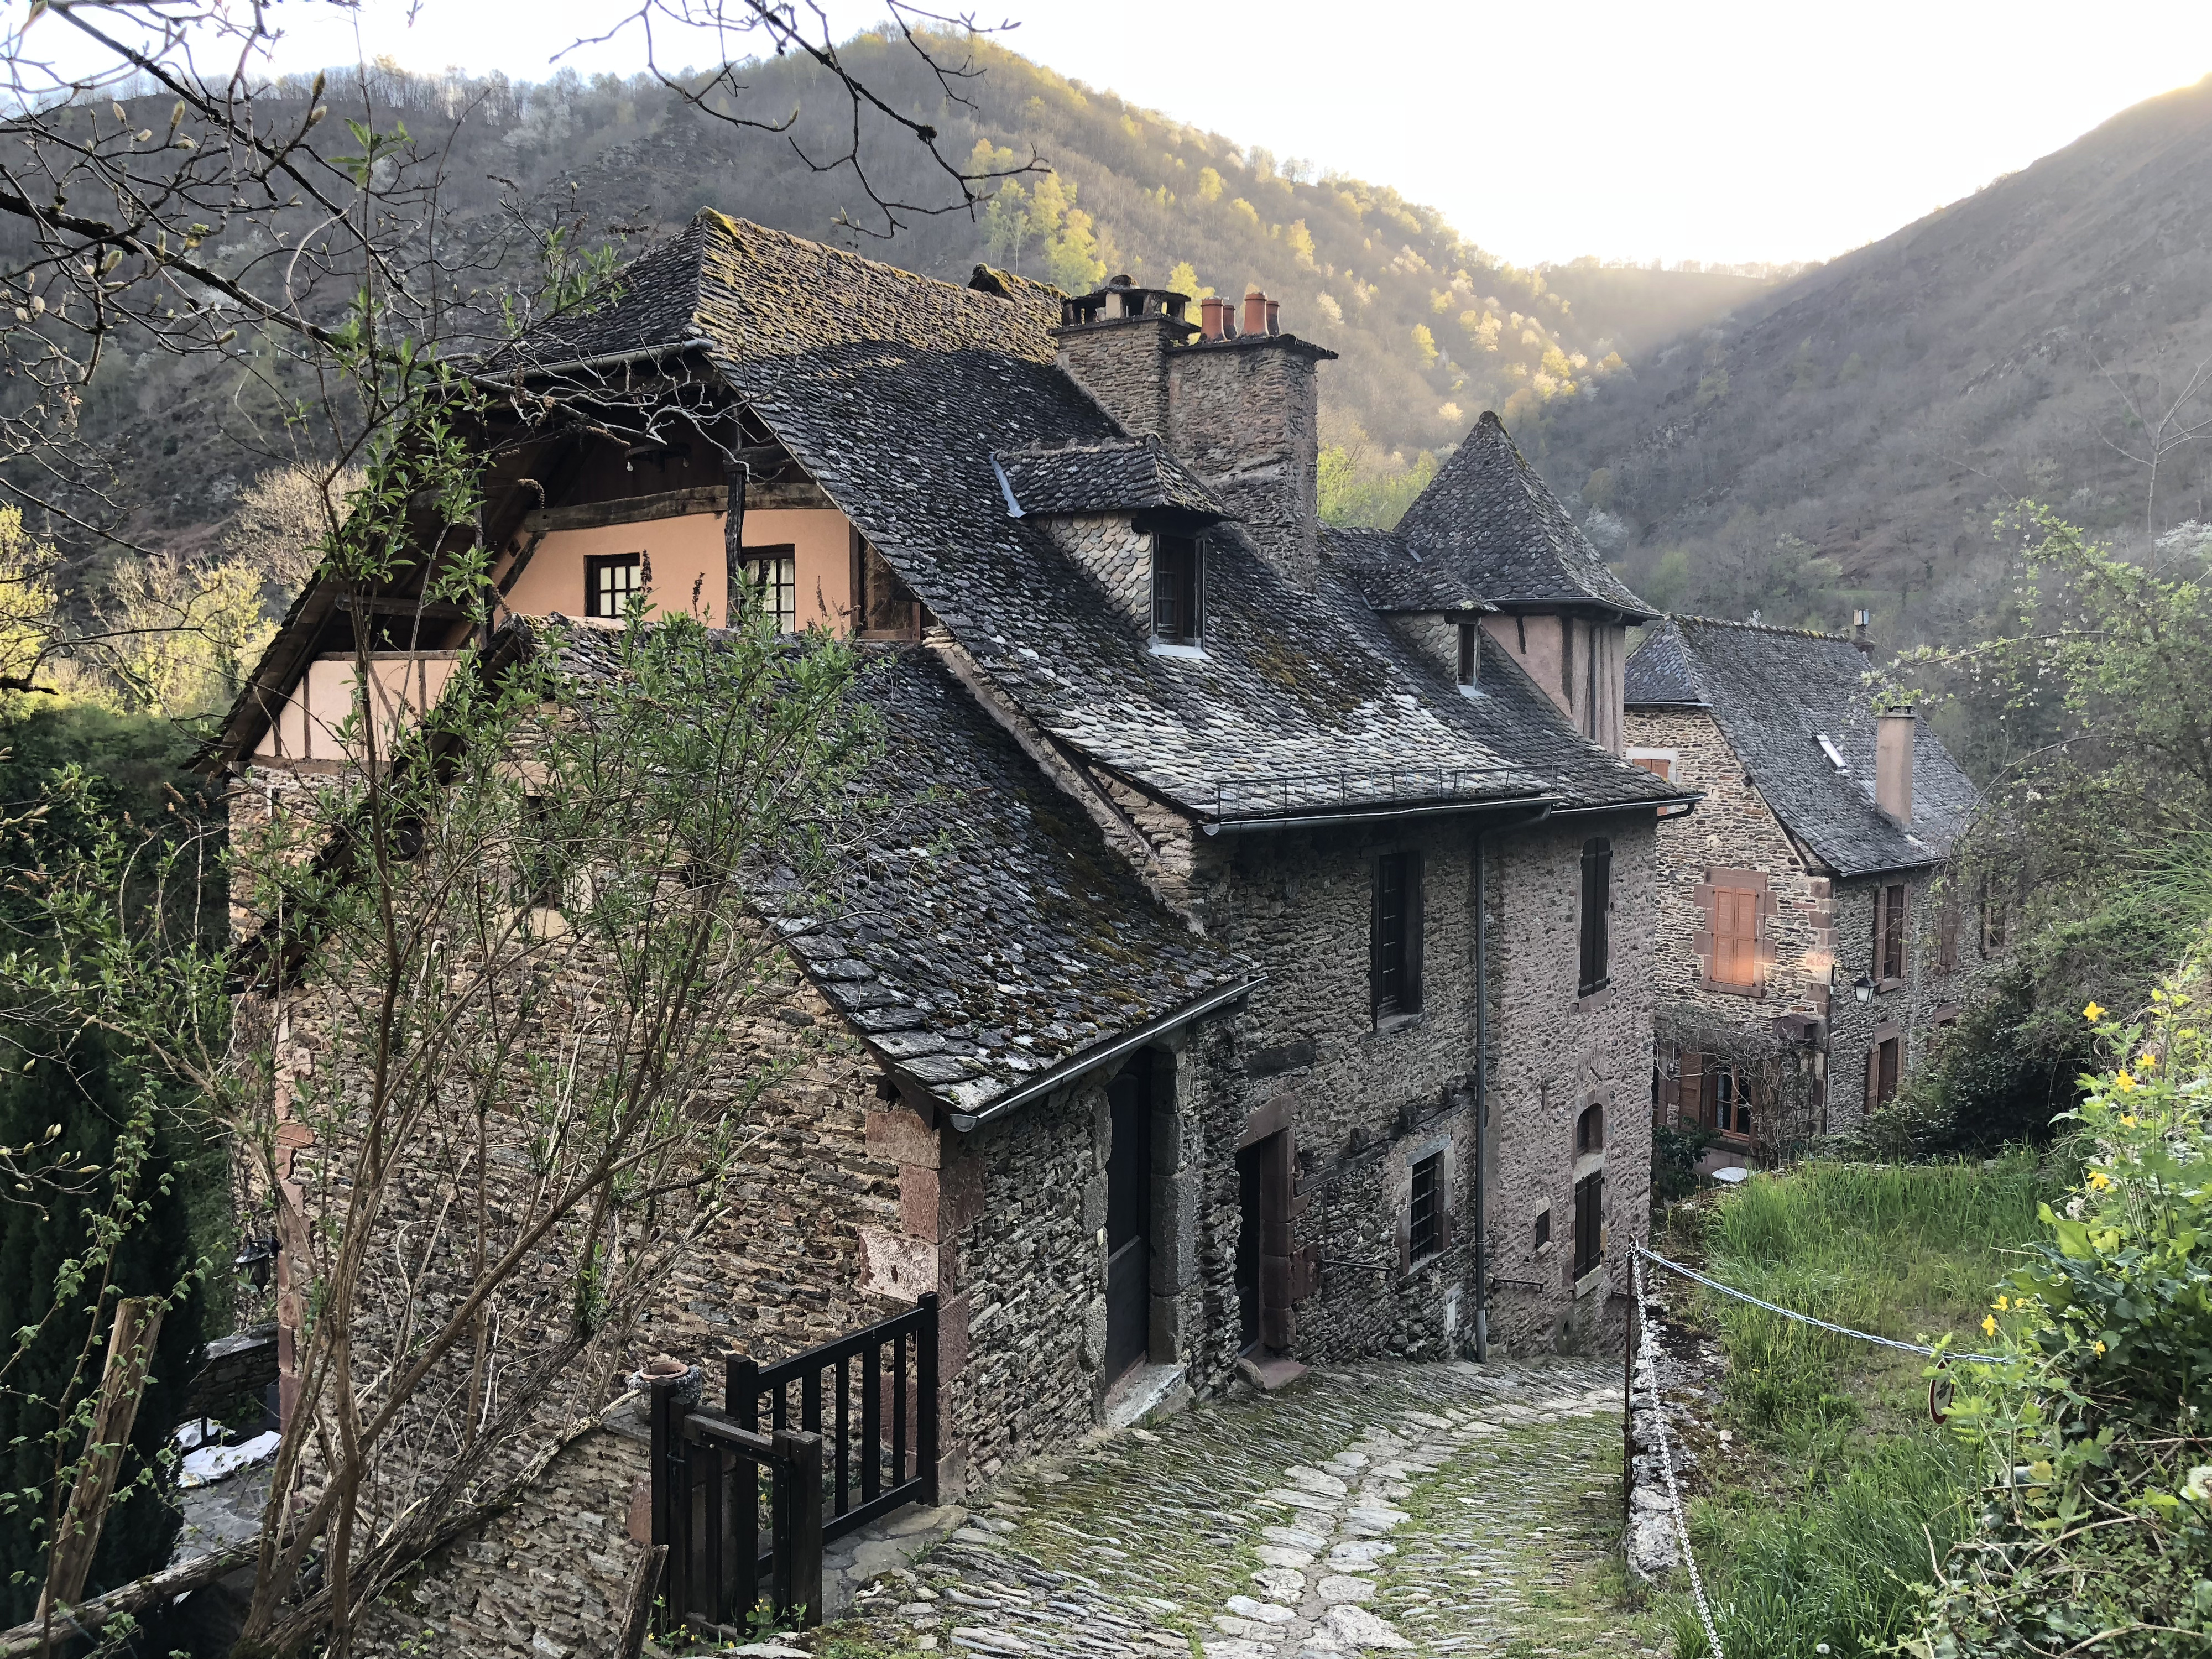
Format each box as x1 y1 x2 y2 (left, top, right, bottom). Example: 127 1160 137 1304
1816 733 1849 772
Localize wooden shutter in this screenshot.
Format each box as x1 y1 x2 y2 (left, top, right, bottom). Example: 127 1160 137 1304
1714 885 1756 987
1938 891 1959 972
1679 1050 1704 1130
1405 849 1425 1014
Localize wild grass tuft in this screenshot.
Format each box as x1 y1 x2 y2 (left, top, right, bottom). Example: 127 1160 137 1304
1686 1152 2055 1430
1661 1151 2063 1659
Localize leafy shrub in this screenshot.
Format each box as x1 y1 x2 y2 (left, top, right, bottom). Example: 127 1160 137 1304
1652 1122 1715 1204
1922 977 2212 1653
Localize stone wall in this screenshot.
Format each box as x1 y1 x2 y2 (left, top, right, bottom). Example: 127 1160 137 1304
1625 705 1833 1027
356 1407 650 1659
1822 869 1984 1132
1626 705 1992 1140
1481 816 1656 1354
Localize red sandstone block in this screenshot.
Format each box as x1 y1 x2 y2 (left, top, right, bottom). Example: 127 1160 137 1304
865 1107 941 1169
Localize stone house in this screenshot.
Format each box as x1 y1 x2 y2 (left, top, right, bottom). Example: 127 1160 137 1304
204 213 1684 1653
1622 615 1985 1150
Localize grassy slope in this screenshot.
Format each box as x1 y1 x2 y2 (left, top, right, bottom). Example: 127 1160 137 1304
1660 1155 2062 1659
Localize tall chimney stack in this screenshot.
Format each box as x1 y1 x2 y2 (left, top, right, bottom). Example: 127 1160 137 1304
1875 706 1914 825
1165 293 1338 590
1051 276 1197 439
1852 608 1872 655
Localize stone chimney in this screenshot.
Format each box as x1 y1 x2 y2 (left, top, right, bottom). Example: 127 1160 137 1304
1875 707 1914 824
1852 609 1873 655
1165 290 1338 590
1051 276 1196 440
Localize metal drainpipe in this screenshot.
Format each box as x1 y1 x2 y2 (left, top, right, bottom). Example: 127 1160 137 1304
1473 830 1489 1364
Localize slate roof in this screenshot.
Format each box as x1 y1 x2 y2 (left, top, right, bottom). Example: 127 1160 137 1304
1396 412 1657 620
498 220 1676 825
993 437 1228 521
542 622 1249 1117
479 211 1062 373
1625 616 1977 877
1621 620 1705 707
1321 527 1494 614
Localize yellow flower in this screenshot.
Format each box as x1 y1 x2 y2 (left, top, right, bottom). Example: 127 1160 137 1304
1994 1296 2010 1311
2088 1170 2114 1191
2117 1071 2139 1091
2085 1001 2106 1021
2121 1115 2138 1128
2095 1341 2108 1355
2140 1053 2159 1070
1982 1314 1999 1338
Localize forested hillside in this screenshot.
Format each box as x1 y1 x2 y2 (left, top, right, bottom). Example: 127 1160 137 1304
54 32 1772 550
1531 74 2212 643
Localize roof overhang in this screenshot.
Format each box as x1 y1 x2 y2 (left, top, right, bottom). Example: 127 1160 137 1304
939 973 1260 1133
1201 790 1556 837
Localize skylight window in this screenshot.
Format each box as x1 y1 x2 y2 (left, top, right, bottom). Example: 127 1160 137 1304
1817 733 1850 771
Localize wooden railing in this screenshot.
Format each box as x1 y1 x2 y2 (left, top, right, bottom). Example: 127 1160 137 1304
648 1293 938 1638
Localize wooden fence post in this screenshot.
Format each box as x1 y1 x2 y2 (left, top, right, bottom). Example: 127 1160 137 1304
643 1363 696 1635
615 1543 667 1659
775 1430 825 1629
916 1292 940 1505
39 1297 164 1630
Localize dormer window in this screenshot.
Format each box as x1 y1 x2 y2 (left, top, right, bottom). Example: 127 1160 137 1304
1152 533 1204 648
1457 622 1479 689
585 552 643 619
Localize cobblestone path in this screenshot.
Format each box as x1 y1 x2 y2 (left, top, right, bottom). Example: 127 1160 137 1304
846 1358 1654 1659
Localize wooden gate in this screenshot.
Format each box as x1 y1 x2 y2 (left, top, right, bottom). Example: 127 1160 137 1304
649 1293 938 1637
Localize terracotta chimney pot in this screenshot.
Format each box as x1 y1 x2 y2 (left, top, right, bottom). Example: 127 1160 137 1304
1266 299 1280 335
1199 295 1227 340
1243 292 1269 337
1875 707 1915 824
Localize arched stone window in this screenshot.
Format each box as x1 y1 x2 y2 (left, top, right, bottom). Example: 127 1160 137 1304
1576 1103 1604 1156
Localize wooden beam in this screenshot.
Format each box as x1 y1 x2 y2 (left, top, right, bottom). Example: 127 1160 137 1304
39 1299 164 1624
335 595 474 623
0 1541 257 1658
519 477 833 534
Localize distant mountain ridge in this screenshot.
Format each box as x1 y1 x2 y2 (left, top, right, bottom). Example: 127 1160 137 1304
61 33 1773 547
1532 73 2212 643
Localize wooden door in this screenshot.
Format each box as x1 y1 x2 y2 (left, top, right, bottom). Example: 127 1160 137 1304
1104 1067 1153 1381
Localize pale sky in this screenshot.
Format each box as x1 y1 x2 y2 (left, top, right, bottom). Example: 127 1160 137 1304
158 0 2212 267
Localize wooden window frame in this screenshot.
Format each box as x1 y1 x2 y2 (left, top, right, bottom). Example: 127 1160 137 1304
1456 622 1478 687
1533 1207 1551 1249
1408 1151 1444 1264
1152 532 1206 646
1578 837 1613 998
583 551 643 619
1875 881 1908 989
854 534 921 639
1370 849 1425 1024
737 545 798 634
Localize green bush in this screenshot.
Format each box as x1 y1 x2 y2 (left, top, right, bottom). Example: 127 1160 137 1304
1917 977 2212 1653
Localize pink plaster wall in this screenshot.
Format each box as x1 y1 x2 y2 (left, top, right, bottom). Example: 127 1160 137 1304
494 509 854 631
253 652 460 762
